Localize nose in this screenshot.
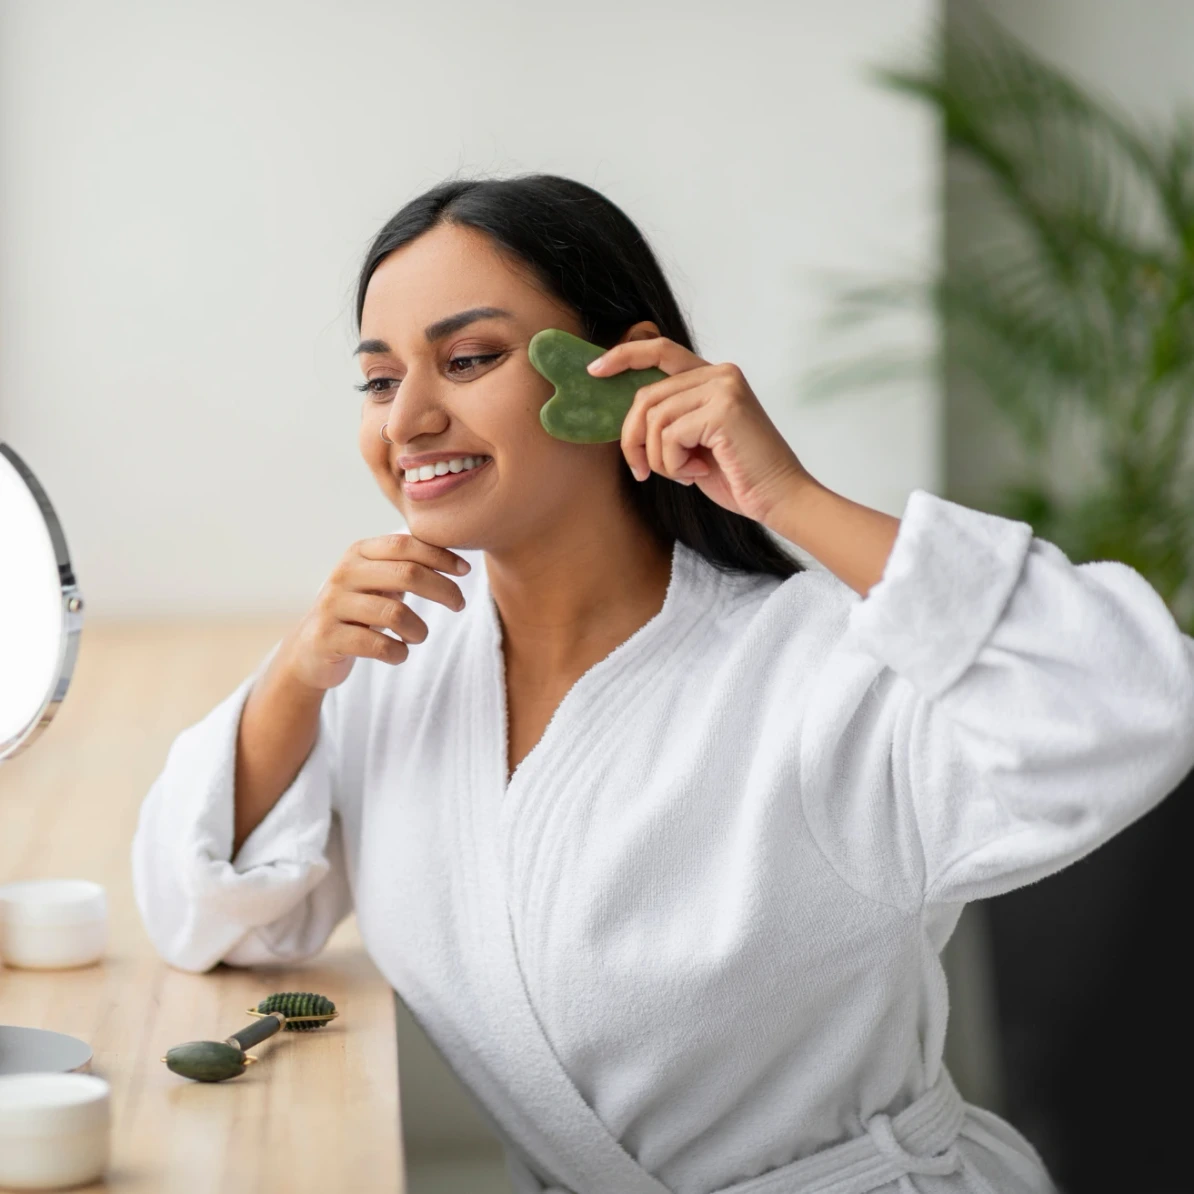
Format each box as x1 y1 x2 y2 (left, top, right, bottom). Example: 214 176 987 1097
381 367 447 446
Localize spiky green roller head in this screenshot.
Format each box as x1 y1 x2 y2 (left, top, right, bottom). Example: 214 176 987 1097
255 991 337 1031
529 328 667 444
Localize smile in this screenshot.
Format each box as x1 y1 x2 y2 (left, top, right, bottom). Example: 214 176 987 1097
401 456 492 501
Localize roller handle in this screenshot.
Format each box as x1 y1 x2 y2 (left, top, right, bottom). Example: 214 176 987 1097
227 1013 284 1052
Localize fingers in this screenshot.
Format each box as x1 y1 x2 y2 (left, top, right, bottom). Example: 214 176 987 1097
640 389 705 479
656 407 716 479
622 368 722 482
343 534 468 613
358 532 471 577
332 623 410 666
587 336 707 378
312 532 470 676
332 590 431 645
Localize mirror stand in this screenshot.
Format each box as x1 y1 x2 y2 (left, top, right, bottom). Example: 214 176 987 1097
0 442 96 1074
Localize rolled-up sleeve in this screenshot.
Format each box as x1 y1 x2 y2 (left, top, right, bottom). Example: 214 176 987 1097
131 642 353 972
800 488 1194 908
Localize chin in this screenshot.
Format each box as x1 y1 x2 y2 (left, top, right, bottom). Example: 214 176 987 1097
400 513 482 552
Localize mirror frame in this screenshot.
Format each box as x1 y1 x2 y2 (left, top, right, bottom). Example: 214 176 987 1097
0 442 84 762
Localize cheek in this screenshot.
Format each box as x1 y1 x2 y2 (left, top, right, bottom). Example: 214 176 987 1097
483 366 617 481
480 363 555 447
359 403 380 441
359 415 390 470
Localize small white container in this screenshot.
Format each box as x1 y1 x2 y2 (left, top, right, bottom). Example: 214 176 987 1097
0 1072 110 1189
0 881 107 970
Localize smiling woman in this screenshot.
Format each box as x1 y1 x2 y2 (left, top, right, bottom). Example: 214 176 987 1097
132 171 1194 1194
349 175 802 579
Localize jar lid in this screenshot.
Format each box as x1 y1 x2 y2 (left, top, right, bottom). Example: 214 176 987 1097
0 879 107 926
0 1073 110 1136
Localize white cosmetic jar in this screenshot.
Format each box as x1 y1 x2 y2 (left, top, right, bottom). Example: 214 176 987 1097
0 1073 110 1189
0 881 107 970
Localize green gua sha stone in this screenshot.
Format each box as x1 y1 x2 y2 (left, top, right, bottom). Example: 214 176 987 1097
529 328 668 443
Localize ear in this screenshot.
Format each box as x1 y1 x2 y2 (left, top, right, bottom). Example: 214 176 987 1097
616 320 662 345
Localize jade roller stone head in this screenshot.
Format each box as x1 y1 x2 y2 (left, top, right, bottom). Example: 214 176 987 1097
162 991 338 1082
529 328 668 444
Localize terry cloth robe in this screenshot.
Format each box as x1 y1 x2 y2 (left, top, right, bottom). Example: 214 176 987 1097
131 489 1194 1194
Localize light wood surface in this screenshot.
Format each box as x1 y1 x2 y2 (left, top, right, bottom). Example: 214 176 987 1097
0 621 403 1193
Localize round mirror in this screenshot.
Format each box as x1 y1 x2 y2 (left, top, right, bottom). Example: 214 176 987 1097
0 441 92 1075
0 443 83 762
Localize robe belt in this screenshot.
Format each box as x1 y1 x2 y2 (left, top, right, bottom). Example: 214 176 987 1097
529 1067 997 1194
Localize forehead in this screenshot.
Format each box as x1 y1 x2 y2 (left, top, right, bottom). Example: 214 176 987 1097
361 224 537 331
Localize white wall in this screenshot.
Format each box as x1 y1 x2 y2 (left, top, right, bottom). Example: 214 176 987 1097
0 0 939 618
973 0 1194 118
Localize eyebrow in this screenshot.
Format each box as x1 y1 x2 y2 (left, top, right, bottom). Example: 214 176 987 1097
352 306 516 356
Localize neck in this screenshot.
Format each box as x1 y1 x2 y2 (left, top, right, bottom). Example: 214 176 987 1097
483 514 674 680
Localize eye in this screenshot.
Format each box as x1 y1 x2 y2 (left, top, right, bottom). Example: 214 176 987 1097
354 377 400 400
353 352 503 399
447 352 503 375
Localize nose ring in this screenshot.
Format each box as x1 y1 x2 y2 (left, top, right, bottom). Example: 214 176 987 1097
379 424 393 444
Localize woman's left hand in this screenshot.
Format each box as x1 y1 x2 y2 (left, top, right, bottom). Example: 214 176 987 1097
587 336 814 527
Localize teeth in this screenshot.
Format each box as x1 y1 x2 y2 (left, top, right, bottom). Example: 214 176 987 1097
404 455 488 483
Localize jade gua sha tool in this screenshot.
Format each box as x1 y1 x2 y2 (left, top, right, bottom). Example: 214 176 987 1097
529 328 668 443
162 992 338 1082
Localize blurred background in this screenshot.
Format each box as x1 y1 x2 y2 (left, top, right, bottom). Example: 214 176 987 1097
1 2 1190 1192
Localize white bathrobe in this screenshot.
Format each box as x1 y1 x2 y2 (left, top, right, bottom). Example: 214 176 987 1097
131 489 1194 1194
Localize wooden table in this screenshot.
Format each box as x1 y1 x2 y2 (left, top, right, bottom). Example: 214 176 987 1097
0 621 404 1192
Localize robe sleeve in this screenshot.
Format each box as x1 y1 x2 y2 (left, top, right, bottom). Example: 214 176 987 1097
130 641 353 973
797 488 1194 910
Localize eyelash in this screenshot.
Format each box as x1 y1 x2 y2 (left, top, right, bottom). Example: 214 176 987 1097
354 353 504 399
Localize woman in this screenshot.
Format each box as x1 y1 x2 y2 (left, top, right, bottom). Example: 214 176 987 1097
132 174 1194 1194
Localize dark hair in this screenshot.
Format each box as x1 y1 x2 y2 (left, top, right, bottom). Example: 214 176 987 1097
355 173 804 581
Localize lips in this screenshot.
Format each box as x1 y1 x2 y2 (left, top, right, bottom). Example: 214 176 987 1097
399 454 491 480
401 456 492 501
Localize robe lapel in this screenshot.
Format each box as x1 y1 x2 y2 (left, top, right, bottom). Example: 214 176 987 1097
456 557 681 1194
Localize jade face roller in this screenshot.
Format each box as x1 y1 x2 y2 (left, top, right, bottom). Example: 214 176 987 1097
529 328 667 444
162 992 338 1082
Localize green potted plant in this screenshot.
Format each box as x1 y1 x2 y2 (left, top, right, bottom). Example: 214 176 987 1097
805 6 1194 633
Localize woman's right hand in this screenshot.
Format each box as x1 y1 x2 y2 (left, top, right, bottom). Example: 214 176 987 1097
278 532 471 692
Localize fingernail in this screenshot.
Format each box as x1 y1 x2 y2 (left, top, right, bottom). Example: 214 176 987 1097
587 355 607 374
455 559 471 574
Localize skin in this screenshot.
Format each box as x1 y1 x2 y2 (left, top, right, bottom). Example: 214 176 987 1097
356 223 682 775
232 219 905 853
